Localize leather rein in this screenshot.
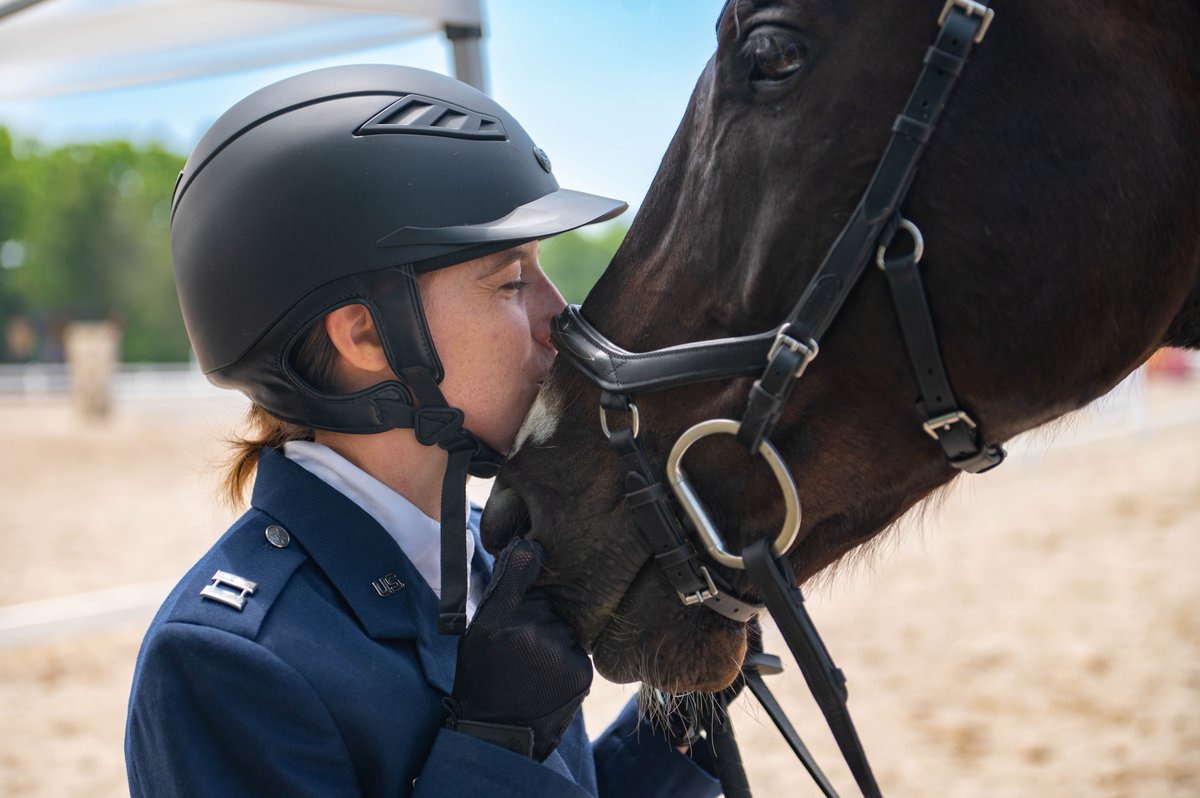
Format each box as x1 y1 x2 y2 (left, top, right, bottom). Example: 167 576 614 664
549 3 1004 796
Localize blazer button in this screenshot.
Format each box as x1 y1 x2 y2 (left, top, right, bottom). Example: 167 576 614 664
265 524 291 548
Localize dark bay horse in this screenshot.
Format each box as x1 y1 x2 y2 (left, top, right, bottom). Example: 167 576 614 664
482 0 1200 694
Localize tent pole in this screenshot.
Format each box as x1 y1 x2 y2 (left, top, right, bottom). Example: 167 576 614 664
445 22 487 94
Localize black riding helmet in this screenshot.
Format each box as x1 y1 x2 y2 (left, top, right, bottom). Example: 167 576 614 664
172 64 626 633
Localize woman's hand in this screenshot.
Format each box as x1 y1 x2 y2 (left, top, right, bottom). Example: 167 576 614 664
444 538 593 761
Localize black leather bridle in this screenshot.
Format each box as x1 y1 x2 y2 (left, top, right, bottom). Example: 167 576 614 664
550 2 1004 796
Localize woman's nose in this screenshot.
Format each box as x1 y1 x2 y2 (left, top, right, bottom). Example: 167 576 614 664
532 275 567 348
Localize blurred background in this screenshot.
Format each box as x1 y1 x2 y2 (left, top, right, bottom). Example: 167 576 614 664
0 0 725 376
1 1 1197 796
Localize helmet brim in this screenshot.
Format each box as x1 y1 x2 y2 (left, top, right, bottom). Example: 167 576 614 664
376 188 628 261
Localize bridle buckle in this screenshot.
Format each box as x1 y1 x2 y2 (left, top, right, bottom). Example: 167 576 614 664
939 0 994 43
768 327 819 378
922 410 978 440
678 565 720 606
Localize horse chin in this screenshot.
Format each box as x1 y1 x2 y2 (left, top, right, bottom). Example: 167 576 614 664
589 564 748 693
483 479 746 692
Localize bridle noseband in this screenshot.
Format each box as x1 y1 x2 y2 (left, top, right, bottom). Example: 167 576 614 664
551 3 1001 797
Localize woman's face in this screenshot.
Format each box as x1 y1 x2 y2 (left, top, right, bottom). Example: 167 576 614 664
419 241 565 453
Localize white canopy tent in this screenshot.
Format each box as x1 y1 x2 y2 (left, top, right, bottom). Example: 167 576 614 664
0 0 487 101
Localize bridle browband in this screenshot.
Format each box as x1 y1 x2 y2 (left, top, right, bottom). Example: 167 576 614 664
550 3 1003 797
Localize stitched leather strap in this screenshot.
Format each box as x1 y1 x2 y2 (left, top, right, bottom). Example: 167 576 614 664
398 366 504 635
705 639 839 798
710 691 753 798
738 4 992 454
878 249 1005 473
608 423 761 623
736 335 812 451
437 443 474 635
744 669 838 797
744 539 882 798
553 305 774 394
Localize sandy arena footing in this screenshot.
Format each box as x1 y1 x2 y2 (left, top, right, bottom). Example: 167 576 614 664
1 376 1197 797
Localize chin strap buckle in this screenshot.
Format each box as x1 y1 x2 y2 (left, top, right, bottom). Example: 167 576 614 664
414 406 465 447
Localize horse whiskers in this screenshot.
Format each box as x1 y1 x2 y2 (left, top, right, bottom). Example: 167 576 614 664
635 682 727 739
601 615 644 650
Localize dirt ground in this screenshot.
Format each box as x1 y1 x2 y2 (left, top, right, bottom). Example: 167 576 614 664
1 375 1197 797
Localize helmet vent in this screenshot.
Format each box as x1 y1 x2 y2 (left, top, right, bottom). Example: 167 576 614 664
359 94 507 141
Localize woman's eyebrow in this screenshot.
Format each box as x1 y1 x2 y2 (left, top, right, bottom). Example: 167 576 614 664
476 251 523 279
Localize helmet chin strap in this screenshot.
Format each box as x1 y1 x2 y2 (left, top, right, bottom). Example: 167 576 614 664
399 367 504 635
278 362 501 635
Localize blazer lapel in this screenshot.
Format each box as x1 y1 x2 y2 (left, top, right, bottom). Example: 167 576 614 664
251 448 460 693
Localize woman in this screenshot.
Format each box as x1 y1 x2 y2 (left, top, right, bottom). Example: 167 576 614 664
124 65 720 797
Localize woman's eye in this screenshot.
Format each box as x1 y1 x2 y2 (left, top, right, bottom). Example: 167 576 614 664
502 278 530 292
747 30 806 83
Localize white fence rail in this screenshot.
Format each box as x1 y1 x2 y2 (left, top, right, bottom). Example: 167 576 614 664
0 361 225 400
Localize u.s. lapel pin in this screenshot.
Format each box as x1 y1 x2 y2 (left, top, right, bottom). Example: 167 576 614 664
372 573 405 597
200 570 258 611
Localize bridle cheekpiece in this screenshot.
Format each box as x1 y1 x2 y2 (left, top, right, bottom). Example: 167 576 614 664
550 3 1002 796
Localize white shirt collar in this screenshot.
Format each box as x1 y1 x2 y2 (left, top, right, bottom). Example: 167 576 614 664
282 440 479 618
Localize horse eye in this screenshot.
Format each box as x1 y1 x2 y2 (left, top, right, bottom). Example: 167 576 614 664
747 30 806 83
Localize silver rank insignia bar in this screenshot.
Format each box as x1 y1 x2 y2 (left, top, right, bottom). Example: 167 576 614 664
200 570 258 611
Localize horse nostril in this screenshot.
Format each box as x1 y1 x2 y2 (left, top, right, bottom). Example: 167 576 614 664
480 484 532 553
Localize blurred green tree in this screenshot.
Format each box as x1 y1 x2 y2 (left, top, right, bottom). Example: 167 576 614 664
0 129 187 362
0 126 630 363
0 128 32 356
538 221 628 305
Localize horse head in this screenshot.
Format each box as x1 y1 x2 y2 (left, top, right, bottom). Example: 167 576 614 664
483 0 1200 693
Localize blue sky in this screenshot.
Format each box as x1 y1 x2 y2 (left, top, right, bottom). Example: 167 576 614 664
0 0 726 211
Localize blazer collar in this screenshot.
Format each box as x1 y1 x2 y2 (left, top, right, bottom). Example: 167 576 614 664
251 447 489 694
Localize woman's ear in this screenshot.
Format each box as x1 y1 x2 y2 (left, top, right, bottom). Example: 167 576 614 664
323 304 391 375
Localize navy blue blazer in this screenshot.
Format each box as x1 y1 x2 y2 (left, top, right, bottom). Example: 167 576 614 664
125 447 719 797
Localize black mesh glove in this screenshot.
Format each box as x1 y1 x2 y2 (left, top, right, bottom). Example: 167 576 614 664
443 538 593 761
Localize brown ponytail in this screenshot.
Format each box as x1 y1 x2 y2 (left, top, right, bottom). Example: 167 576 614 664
220 317 342 510
221 405 315 509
